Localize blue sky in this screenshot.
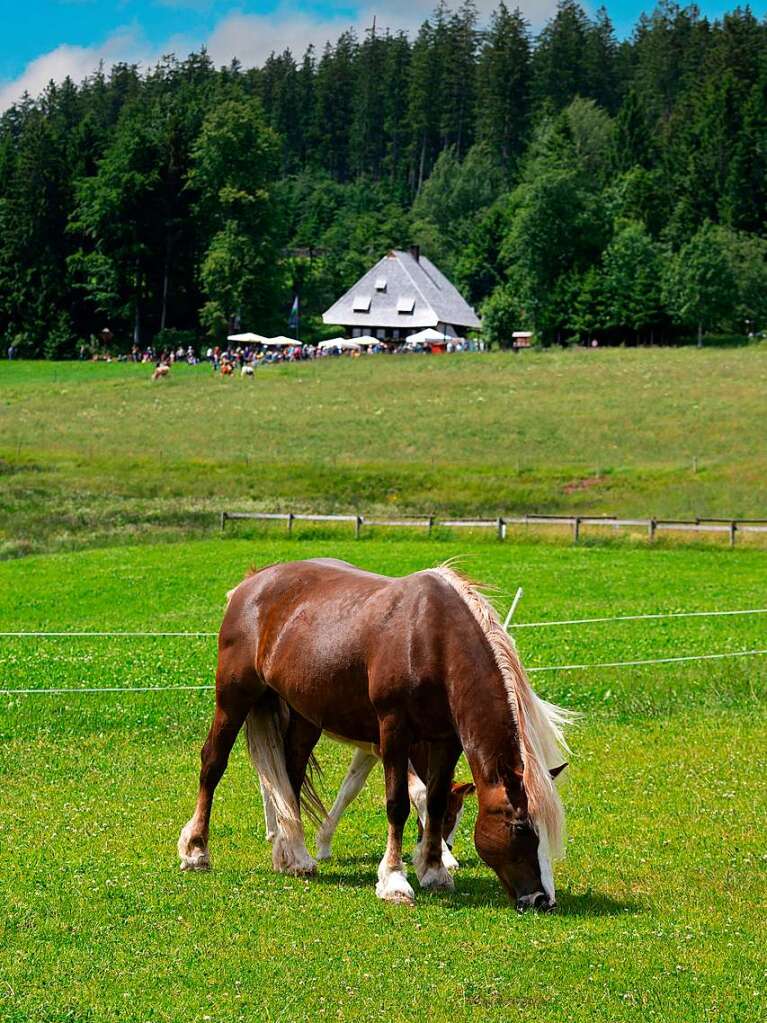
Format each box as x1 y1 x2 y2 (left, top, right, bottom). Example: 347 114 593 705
1 0 763 109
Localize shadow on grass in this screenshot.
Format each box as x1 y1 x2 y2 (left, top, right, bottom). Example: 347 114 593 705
310 857 643 917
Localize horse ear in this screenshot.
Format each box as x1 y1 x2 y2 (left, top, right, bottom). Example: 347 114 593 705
549 763 568 780
453 781 476 798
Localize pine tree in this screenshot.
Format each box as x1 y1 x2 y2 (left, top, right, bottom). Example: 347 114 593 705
611 89 654 172
475 4 531 173
532 0 591 112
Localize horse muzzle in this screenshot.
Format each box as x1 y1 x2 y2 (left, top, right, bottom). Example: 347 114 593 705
515 891 555 913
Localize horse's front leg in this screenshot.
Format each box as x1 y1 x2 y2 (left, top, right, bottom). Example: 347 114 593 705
412 739 462 891
408 765 460 872
375 714 415 905
178 686 251 870
316 748 378 860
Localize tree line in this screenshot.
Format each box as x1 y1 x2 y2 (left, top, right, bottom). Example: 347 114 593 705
2 0 767 355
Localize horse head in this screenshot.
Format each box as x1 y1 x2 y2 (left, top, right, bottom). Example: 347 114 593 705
473 763 567 912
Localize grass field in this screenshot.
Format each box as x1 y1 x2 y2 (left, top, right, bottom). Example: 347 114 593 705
2 345 767 557
2 536 766 1022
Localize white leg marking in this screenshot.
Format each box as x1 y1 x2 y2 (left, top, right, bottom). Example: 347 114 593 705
316 750 377 860
407 767 428 827
441 803 465 870
177 818 210 871
441 841 460 872
375 855 415 905
537 826 556 903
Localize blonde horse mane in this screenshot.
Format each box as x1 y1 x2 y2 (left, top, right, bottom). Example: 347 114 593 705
431 564 577 858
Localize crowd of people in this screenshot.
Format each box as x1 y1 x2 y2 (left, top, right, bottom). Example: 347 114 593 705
8 333 486 375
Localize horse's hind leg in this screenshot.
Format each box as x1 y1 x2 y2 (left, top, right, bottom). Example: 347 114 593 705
375 713 415 905
178 685 251 870
246 699 317 876
316 748 378 860
407 763 460 872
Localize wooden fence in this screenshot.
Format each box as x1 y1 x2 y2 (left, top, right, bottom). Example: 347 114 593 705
220 511 767 546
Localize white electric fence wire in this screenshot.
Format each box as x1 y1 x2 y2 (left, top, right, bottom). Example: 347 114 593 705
510 607 767 629
0 631 217 637
526 647 767 674
1 605 766 639
2 648 766 695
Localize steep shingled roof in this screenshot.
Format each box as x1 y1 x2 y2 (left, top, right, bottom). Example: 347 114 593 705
322 249 481 331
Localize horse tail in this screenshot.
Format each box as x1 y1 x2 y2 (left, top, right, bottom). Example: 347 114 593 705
244 701 301 833
301 751 327 826
244 698 327 827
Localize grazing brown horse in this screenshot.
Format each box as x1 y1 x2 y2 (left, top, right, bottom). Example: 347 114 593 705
178 559 573 909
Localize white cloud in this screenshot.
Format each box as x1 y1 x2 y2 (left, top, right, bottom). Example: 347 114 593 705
0 0 562 112
204 9 366 67
0 26 155 111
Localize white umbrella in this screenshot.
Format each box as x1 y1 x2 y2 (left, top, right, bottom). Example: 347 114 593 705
405 326 457 345
354 335 382 346
318 338 361 350
227 331 268 343
264 335 300 347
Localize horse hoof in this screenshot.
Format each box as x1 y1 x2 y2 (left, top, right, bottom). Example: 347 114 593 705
179 849 210 871
178 821 209 871
418 865 455 892
315 845 332 861
284 854 318 877
376 871 415 906
272 836 318 876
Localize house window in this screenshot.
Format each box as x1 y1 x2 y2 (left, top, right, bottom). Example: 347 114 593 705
392 329 400 340
353 294 371 312
353 328 361 337
376 329 385 339
397 296 415 314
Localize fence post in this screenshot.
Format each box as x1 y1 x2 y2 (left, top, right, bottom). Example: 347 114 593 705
287 513 294 537
355 515 362 539
427 515 434 537
220 511 227 532
730 520 737 547
648 518 656 542
497 517 505 541
573 517 581 544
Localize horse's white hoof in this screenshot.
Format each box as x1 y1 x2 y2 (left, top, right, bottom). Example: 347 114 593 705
180 849 210 871
442 847 460 872
272 835 318 876
178 821 210 870
315 843 332 861
419 864 455 892
376 870 415 906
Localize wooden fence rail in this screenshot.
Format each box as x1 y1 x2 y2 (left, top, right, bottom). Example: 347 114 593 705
220 511 767 546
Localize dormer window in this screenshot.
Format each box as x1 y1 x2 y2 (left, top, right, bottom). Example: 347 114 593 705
375 278 387 292
353 294 371 312
397 296 415 314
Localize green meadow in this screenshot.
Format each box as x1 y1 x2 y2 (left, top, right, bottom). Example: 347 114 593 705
1 537 765 1022
2 345 766 557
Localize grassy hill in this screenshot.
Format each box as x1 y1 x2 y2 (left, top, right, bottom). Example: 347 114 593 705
2 345 766 556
